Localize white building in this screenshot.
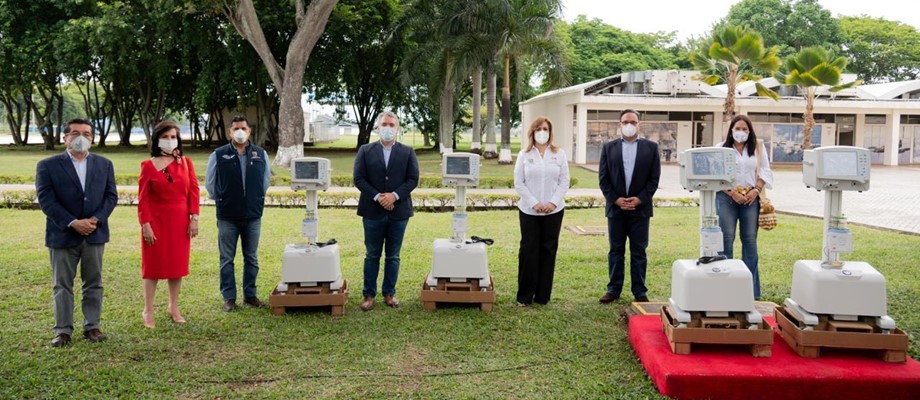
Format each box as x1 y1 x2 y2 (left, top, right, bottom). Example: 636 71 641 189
520 70 920 166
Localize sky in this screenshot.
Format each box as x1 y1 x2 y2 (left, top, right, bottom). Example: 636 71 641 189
561 0 920 41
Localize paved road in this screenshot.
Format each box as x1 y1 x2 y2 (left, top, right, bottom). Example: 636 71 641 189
579 163 920 235
3 164 919 235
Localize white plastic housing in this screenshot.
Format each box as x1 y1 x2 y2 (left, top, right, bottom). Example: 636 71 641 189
802 146 870 191
678 147 736 191
430 238 489 279
290 157 331 191
670 259 756 313
281 243 342 284
791 260 888 317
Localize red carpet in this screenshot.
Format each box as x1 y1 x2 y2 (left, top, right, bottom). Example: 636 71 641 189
629 314 920 400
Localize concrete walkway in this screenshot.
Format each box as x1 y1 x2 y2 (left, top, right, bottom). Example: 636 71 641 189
3 164 919 234
578 163 920 235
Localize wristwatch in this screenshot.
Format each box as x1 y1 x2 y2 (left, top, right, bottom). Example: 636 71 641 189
190 214 199 221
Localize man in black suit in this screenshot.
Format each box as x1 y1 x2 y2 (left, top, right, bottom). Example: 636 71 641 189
598 110 660 303
353 111 419 311
36 118 118 347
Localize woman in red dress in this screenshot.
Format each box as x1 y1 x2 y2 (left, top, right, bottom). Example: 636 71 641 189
138 121 200 328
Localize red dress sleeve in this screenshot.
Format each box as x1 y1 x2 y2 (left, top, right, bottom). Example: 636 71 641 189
186 157 200 215
138 160 153 224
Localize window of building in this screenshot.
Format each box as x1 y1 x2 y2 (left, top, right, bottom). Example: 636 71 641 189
865 114 887 124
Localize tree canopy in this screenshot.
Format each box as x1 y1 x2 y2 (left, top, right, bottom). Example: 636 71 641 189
721 0 842 57
839 16 920 83
557 15 680 85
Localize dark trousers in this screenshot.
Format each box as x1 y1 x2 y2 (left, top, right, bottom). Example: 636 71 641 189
362 215 410 297
606 214 650 298
517 210 565 305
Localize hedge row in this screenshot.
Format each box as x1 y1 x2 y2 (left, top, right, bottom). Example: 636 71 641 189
0 174 579 189
1 189 695 211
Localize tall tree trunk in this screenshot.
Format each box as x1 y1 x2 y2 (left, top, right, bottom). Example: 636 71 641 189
483 69 498 159
499 56 512 164
223 0 338 168
803 87 816 150
0 93 25 145
471 67 482 153
439 71 454 154
724 64 738 123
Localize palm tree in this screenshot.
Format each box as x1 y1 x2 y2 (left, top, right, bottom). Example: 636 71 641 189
403 0 499 154
492 0 567 163
776 46 858 150
691 25 782 123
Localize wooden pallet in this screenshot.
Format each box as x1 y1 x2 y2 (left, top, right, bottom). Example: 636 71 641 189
268 280 349 316
774 306 909 363
419 274 496 312
661 306 773 357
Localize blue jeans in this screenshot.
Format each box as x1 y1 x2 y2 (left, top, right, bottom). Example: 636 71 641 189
217 218 262 301
606 214 650 298
362 215 410 298
716 192 761 299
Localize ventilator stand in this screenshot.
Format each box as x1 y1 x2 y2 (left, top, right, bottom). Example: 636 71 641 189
776 188 908 362
662 188 773 357
269 188 348 316
421 185 496 312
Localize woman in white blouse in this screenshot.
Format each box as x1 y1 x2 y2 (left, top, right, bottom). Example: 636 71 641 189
513 116 570 306
717 114 773 300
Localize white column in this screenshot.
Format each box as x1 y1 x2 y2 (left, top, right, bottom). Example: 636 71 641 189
886 112 901 166
854 113 866 148
576 105 588 164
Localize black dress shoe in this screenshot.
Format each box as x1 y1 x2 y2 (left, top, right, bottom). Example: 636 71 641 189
599 293 620 304
83 329 107 343
223 299 237 312
634 295 650 302
50 333 71 347
243 297 265 308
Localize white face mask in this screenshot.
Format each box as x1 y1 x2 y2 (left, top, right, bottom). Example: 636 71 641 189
621 123 638 138
379 126 397 143
232 129 248 144
158 138 178 154
534 129 550 145
732 129 749 143
70 135 91 153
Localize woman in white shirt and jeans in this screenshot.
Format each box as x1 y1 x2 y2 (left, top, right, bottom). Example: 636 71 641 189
513 116 570 306
717 114 773 300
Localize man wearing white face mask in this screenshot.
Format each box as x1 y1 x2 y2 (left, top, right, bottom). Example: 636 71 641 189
598 109 660 304
353 111 419 311
36 118 118 347
205 115 272 312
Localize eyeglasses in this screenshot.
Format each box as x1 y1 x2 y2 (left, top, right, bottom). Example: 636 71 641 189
67 132 93 139
161 167 173 183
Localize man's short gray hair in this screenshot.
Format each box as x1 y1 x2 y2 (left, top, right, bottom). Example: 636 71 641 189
375 111 400 129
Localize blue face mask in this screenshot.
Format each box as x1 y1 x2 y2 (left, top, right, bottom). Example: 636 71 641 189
379 127 397 143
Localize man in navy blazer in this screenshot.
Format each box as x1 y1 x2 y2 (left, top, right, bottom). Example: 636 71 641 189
353 111 419 311
597 110 660 304
36 118 118 347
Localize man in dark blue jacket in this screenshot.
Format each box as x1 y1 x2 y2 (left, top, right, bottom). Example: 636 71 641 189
36 118 118 347
205 115 271 312
598 110 660 304
353 111 419 311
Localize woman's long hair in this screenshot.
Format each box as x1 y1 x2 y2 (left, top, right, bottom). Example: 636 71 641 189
721 114 757 157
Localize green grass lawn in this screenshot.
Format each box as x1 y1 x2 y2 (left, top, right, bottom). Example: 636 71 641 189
1 206 917 398
0 134 599 188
